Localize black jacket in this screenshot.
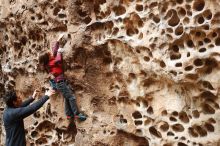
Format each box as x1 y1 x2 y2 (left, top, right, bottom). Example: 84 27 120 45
3 95 49 146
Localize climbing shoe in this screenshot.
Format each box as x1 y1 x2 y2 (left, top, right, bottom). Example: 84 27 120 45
74 113 87 121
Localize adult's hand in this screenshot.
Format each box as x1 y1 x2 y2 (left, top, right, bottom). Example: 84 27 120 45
32 89 40 99
45 88 56 97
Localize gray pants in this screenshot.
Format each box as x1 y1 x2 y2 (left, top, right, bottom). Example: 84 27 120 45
56 80 78 117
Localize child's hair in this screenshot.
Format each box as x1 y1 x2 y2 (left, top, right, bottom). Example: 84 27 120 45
38 52 50 66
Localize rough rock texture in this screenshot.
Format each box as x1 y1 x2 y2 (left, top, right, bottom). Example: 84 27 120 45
1 0 220 145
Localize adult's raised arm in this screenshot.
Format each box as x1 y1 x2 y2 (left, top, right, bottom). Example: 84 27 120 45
21 90 40 107
8 89 55 122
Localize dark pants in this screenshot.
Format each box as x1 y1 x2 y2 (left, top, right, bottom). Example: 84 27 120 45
56 80 79 117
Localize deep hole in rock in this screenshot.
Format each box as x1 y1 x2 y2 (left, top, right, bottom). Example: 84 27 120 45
215 37 220 46
20 36 27 45
208 44 214 48
178 142 188 146
175 63 182 67
135 129 142 135
183 17 190 24
126 28 135 36
187 10 192 16
175 25 184 35
121 118 127 124
132 111 142 119
36 137 48 145
153 15 160 23
194 125 207 137
170 116 177 122
192 110 200 118
136 4 143 11
117 130 149 145
198 41 203 46
170 70 177 76
172 111 179 116
203 25 209 30
202 103 215 114
163 144 172 146
204 38 211 43
149 2 158 8
83 16 92 24
188 127 199 137
171 124 184 132
147 106 153 114
161 110 167 116
36 13 42 20
212 32 217 38
208 118 216 123
53 7 60 16
178 7 186 17
204 122 214 132
195 31 202 37
160 122 169 132
58 13 67 18
32 43 36 48
167 28 173 33
187 40 194 47
31 16 35 20
179 111 189 123
184 65 193 71
168 10 180 27
180 136 186 140
194 58 203 66
170 54 181 60
134 120 143 126
4 34 9 41
113 5 126 16
33 111 41 118
203 9 212 20
177 0 183 4
185 73 199 80
129 73 136 79
172 45 179 52
202 81 214 90
199 48 206 53
193 0 205 11
144 56 150 61
144 119 152 125
200 90 216 100
198 16 204 24
160 61 166 68
31 131 38 138
167 131 174 136
77 9 87 17
149 126 162 138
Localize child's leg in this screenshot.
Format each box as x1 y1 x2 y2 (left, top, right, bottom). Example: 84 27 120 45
56 81 79 117
64 98 74 117
68 96 79 115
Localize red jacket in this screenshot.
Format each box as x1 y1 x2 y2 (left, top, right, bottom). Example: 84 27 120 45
47 42 64 82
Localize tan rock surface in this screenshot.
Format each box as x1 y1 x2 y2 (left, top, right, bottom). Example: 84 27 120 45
1 0 220 145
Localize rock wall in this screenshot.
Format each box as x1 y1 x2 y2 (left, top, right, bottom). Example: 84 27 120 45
1 0 220 146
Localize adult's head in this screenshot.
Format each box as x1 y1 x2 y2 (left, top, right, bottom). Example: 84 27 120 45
3 91 22 108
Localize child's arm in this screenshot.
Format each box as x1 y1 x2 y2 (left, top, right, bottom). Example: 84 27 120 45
51 41 62 63
52 33 66 63
52 41 59 57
